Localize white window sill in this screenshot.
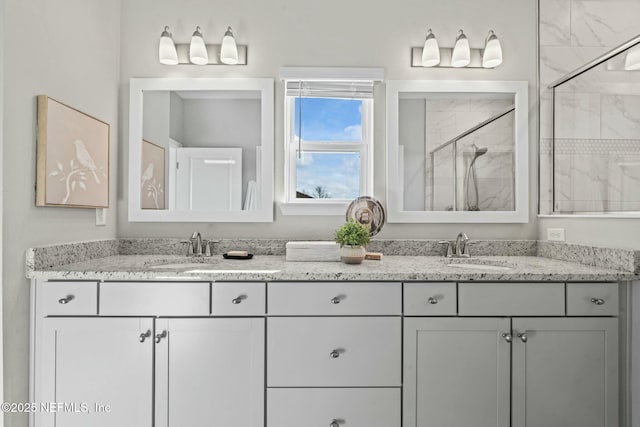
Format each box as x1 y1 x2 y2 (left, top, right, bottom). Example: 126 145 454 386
279 201 350 216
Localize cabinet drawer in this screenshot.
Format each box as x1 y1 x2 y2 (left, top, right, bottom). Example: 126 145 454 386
404 282 457 315
267 388 400 427
267 317 401 387
41 282 98 315
567 283 619 316
268 282 401 315
212 282 265 316
99 282 210 316
458 282 565 316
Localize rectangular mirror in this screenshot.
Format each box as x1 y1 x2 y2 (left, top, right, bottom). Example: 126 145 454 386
128 78 274 222
386 80 528 223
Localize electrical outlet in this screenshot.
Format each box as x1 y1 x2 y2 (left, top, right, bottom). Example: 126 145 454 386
96 208 107 226
547 228 565 242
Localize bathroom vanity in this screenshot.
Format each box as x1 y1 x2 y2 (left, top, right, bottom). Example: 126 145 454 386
27 251 634 427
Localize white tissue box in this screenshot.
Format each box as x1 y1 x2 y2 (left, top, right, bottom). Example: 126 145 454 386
286 241 341 262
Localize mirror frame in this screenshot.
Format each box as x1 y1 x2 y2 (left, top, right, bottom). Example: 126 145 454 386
386 80 529 223
128 78 274 222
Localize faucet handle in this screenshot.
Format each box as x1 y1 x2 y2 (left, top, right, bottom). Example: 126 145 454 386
180 240 194 256
438 241 453 258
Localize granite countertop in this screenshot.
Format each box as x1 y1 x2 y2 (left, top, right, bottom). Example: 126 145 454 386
26 254 638 282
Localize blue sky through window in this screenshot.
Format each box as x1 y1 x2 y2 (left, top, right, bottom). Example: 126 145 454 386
296 152 360 199
294 98 362 141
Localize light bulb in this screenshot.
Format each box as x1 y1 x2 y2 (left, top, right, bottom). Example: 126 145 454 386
451 30 471 68
189 26 209 65
421 29 440 67
220 27 239 65
158 26 178 65
624 44 640 71
482 30 503 68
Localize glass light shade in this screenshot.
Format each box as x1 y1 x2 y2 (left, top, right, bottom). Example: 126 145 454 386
189 26 209 65
482 31 503 68
624 44 640 71
421 30 440 67
451 30 471 68
158 26 178 65
220 27 239 65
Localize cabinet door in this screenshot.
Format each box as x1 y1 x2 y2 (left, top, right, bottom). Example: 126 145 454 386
37 317 153 427
403 317 511 427
155 318 265 427
512 318 618 427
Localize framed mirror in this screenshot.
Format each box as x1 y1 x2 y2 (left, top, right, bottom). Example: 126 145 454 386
128 78 274 222
386 80 529 223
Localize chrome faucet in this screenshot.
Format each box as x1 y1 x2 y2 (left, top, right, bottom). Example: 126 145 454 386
439 232 471 258
190 232 203 256
455 232 470 257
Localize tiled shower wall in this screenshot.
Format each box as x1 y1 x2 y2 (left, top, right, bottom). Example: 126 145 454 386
539 0 640 213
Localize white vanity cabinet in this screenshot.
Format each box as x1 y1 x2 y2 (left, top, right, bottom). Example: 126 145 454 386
32 280 266 427
403 282 620 427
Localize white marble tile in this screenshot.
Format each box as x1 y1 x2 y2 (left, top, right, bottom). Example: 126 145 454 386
554 92 602 138
425 111 457 142
540 0 572 46
540 46 609 87
601 94 640 138
571 0 640 47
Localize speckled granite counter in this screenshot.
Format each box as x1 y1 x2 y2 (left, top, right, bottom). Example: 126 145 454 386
26 254 638 282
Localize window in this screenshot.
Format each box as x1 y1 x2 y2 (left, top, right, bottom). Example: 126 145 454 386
282 76 376 214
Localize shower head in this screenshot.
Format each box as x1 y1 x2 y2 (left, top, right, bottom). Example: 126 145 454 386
473 145 488 158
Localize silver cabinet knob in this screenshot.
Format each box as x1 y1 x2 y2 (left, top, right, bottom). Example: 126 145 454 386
232 295 245 304
591 298 605 305
427 297 439 305
502 333 512 343
139 330 151 343
331 297 341 304
330 420 340 427
330 349 341 358
155 330 167 343
517 332 528 343
58 295 75 304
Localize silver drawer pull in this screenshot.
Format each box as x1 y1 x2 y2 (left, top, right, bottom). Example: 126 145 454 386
591 298 605 306
517 332 528 343
427 297 438 305
58 295 75 305
330 349 342 359
502 333 512 343
330 420 340 427
155 330 167 343
330 296 341 304
139 330 151 343
232 295 245 304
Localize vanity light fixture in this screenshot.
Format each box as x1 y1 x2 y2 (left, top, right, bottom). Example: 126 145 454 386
421 29 441 67
451 30 471 68
158 26 179 65
157 25 248 65
220 27 239 65
624 44 640 70
482 30 503 68
411 29 504 68
189 26 209 65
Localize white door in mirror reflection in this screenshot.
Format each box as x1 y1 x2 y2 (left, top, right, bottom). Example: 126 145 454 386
175 148 242 211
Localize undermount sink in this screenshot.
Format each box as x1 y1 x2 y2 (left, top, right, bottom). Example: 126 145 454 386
447 263 513 271
149 262 215 269
444 258 514 271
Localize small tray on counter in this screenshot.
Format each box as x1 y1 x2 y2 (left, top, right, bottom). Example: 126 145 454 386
223 253 254 260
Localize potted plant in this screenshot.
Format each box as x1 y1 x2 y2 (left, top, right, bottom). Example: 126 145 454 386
334 219 371 264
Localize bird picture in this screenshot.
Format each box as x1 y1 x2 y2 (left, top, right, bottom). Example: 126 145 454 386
73 139 101 184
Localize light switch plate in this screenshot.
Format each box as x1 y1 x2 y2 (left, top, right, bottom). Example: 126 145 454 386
96 208 107 226
547 228 565 242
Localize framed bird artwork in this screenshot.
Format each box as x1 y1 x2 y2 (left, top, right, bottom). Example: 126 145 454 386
36 95 110 208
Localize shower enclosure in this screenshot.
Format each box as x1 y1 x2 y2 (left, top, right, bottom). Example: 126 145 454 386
544 35 640 214
428 105 515 212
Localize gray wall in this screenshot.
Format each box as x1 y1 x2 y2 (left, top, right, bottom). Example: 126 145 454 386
118 0 538 240
0 0 5 422
2 1 121 426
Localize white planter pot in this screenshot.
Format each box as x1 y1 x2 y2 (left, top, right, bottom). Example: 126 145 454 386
340 246 366 264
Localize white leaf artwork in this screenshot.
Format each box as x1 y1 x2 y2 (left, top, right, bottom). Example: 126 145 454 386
49 171 59 177
79 181 87 191
71 181 76 191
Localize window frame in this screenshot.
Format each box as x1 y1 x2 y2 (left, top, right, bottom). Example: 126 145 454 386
282 93 374 215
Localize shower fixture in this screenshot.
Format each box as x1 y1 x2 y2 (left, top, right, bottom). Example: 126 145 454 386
465 144 488 211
